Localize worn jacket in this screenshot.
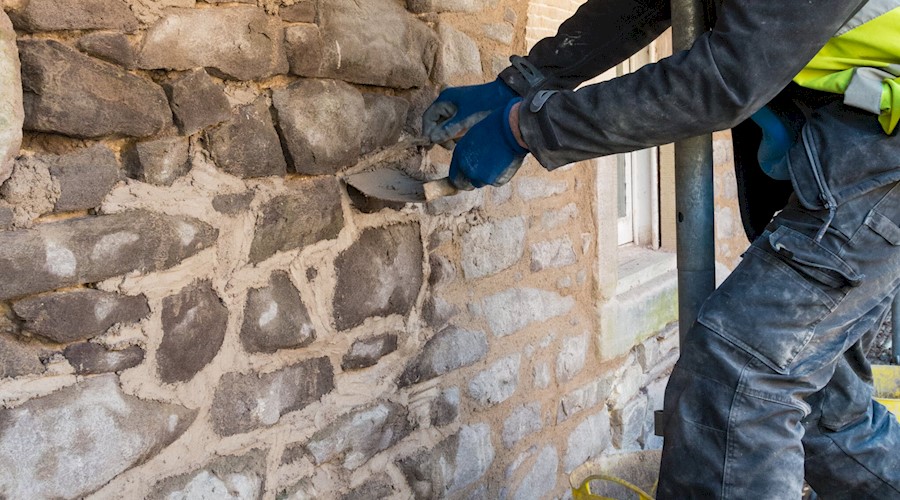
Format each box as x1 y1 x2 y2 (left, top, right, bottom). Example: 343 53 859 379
499 0 900 241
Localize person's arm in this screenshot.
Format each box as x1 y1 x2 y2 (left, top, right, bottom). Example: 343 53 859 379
516 0 867 169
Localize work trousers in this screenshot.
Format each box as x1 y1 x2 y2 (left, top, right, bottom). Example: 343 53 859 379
657 181 900 498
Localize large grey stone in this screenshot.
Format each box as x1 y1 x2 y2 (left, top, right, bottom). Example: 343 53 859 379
481 288 575 337
435 23 482 83
361 94 410 154
76 32 137 68
148 450 266 500
0 331 46 378
7 0 139 32
157 282 228 384
511 446 559 500
0 11 22 186
304 402 413 470
531 237 577 272
19 40 171 138
212 192 254 216
430 387 460 427
13 289 149 343
248 177 343 263
398 326 487 387
211 357 334 436
272 79 365 175
63 342 145 375
0 211 217 301
565 410 612 473
289 0 438 89
137 6 288 81
164 69 232 136
0 375 196 499
461 216 526 279
45 144 120 212
502 403 542 449
123 136 191 187
341 333 398 371
397 424 494 497
467 354 520 407
611 394 648 450
240 271 315 354
341 475 396 500
207 97 287 179
333 223 423 331
556 333 588 383
558 378 614 424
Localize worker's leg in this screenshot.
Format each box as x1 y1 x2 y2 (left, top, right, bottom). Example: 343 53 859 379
657 182 900 498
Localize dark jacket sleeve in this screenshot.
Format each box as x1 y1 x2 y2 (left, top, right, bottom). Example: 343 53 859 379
517 0 866 170
499 0 672 95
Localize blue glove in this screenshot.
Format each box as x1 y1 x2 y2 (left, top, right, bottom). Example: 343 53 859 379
449 98 527 190
422 78 517 145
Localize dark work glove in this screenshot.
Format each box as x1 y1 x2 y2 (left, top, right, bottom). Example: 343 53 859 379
422 78 517 146
449 98 527 190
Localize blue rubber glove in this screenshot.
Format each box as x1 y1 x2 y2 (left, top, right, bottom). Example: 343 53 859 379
750 106 796 181
449 98 527 190
422 78 517 145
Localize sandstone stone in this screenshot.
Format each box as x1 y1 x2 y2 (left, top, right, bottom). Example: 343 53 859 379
431 387 460 427
481 288 575 337
158 282 228 383
164 69 232 136
397 424 493 497
502 403 542 449
45 144 120 212
398 326 487 387
467 354 520 407
123 136 191 186
63 342 145 375
13 289 149 343
0 211 217 301
0 331 46 378
212 191 254 216
248 177 343 263
361 94 410 154
511 446 558 500
211 357 334 436
19 40 171 138
565 410 611 473
272 79 365 175
138 6 288 81
305 402 413 470
207 97 287 179
76 32 137 68
341 333 398 371
436 23 482 83
342 475 395 500
7 0 139 32
461 216 526 279
241 271 315 354
407 0 498 13
531 237 577 272
0 375 195 499
0 11 23 186
556 333 588 383
280 1 316 22
149 449 266 500
333 223 423 331
558 378 614 423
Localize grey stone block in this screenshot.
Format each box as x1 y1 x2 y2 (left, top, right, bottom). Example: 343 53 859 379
0 375 196 499
558 378 615 424
149 449 267 500
207 97 287 179
481 288 575 337
45 144 120 212
611 394 648 450
361 94 410 154
13 289 149 343
283 24 327 78
0 211 217 301
7 0 139 32
341 333 398 371
467 354 521 407
211 191 254 216
341 474 396 500
0 11 22 187
76 32 137 68
273 79 365 175
137 6 288 81
0 331 46 378
461 217 526 279
333 223 422 331
305 402 413 470
211 357 334 436
280 1 316 22
510 446 559 500
398 326 487 387
248 177 343 264
19 40 171 138
430 387 460 427
240 272 315 354
397 424 494 497
435 23 482 83
531 237 577 272
123 136 191 187
564 410 611 473
164 69 232 136
556 333 588 383
157 282 228 384
502 403 542 449
63 342 145 375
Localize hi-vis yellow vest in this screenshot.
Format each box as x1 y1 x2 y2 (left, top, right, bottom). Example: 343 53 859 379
793 0 900 134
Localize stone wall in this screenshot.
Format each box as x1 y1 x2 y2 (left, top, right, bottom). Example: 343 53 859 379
0 1 681 498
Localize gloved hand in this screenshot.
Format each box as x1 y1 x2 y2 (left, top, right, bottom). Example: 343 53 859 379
422 78 517 146
449 98 527 190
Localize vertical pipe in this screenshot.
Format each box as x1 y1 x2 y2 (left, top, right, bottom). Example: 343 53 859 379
892 292 900 365
671 0 717 347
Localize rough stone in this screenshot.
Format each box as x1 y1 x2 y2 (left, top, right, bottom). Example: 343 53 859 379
138 6 289 81
123 136 191 186
0 331 46 378
157 282 228 384
430 387 460 427
76 32 137 68
280 1 316 22
407 0 498 13
240 271 315 354
342 475 396 500
0 11 22 186
333 223 423 331
149 449 266 500
556 333 588 383
611 363 644 410
19 40 171 138
425 188 484 217
212 192 254 216
13 289 149 343
7 0 139 32
422 294 456 331
565 410 612 473
207 97 287 179
164 69 232 136
63 342 145 375
611 394 648 450
282 24 327 78
305 402 413 470
468 354 520 407
0 155 58 226
398 326 487 387
483 22 514 45
540 203 577 230
481 288 575 337
558 378 614 423
45 144 120 212
502 403 542 449
0 203 13 230
531 237 577 272
341 333 398 371
511 446 559 500
211 357 334 436
397 424 494 497
461 217 526 279
361 94 410 154
0 375 196 499
436 23 482 83
272 79 365 175
0 211 217 301
517 177 568 200
533 362 551 390
293 0 438 89
248 177 343 263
